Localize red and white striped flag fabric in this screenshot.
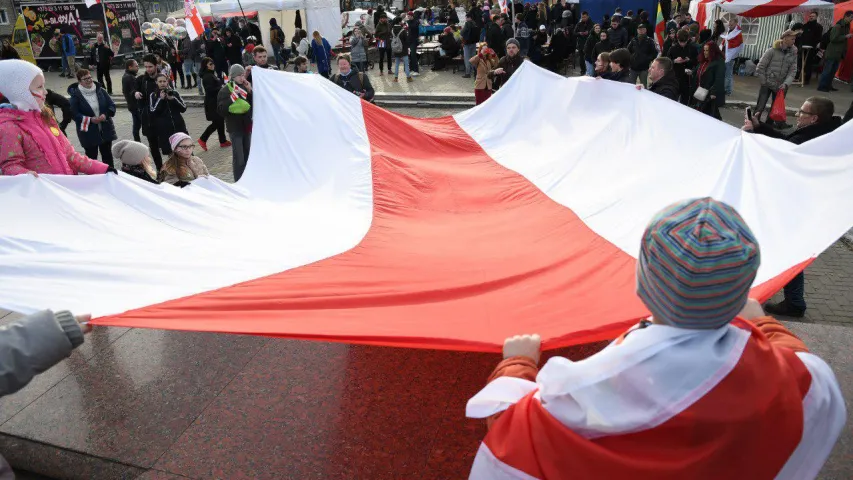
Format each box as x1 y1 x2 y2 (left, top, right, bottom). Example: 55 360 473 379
80 116 91 132
723 26 744 63
467 319 846 479
0 65 852 352
84 0 101 8
714 0 832 18
185 1 205 40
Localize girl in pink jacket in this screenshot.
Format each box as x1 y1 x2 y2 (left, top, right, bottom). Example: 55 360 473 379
0 60 111 176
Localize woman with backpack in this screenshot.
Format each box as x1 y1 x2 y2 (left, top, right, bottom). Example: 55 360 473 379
311 31 333 78
150 73 188 158
68 68 118 167
391 22 413 82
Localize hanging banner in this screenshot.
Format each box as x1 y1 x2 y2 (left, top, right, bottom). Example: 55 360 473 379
20 2 107 59
104 1 142 56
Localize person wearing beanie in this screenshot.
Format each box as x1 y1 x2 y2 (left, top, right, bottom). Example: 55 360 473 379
488 37 523 90
112 139 158 184
158 132 209 187
465 198 846 479
217 63 253 181
0 60 111 176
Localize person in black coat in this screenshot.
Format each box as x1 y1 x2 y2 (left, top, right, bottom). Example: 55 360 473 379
206 30 228 78
692 41 725 119
544 28 570 72
665 30 697 105
150 73 188 158
68 69 117 167
604 47 632 83
406 14 421 74
198 57 229 150
607 17 629 49
224 28 243 67
133 54 164 169
487 15 506 58
643 57 680 101
88 34 115 94
122 59 141 142
627 23 658 85
800 11 823 85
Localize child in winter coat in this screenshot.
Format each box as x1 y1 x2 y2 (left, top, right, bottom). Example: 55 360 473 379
112 139 159 183
158 132 209 187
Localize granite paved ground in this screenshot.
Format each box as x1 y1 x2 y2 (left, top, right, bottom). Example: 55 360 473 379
2 71 852 478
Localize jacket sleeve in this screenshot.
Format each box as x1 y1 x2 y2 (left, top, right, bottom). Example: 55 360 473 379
66 138 109 175
104 90 117 117
0 310 84 397
829 24 847 45
783 48 797 86
170 93 187 113
68 94 87 124
0 123 34 175
484 355 540 429
751 316 809 353
122 75 134 103
217 86 231 118
756 49 771 83
362 74 375 101
151 93 166 114
753 121 786 139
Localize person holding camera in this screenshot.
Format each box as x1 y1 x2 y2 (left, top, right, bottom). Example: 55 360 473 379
150 73 188 159
330 54 375 103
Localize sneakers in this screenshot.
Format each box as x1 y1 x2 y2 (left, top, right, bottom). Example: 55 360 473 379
764 301 806 318
411 71 420 77
407 76 413 82
220 141 232 148
197 139 208 151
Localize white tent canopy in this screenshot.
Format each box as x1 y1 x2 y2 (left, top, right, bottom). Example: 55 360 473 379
209 0 341 43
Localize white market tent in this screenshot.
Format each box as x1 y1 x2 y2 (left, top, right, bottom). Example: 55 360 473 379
209 0 341 46
690 0 834 29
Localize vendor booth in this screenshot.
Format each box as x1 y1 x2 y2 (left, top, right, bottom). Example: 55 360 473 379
209 0 341 47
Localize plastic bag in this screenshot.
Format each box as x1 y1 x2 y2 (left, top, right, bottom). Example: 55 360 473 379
769 89 787 122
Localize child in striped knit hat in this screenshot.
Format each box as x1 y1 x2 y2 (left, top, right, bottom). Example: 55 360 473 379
466 197 846 480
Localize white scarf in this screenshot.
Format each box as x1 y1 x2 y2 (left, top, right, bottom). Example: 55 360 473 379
78 83 100 117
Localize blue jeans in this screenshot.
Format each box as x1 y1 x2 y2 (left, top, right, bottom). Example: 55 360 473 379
463 44 476 75
585 60 594 76
725 60 735 94
784 272 806 310
394 55 410 77
818 59 840 90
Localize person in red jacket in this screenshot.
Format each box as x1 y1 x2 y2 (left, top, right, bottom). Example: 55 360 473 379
467 197 845 479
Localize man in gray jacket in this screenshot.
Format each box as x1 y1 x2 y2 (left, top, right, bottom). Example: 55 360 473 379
755 30 798 126
0 309 89 477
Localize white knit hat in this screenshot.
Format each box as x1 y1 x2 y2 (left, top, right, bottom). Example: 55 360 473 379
0 60 44 111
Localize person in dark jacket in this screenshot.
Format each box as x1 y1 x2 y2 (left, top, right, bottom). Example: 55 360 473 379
224 28 243 67
461 13 481 78
501 14 515 44
607 17 629 49
198 57 230 151
693 41 725 119
487 15 506 58
582 24 602 75
489 38 524 90
206 30 228 78
406 13 421 75
88 33 114 94
330 54 375 102
627 23 658 85
591 29 612 61
180 35 204 92
433 27 461 71
375 15 392 75
641 57 680 101
68 69 117 167
0 38 19 59
217 63 253 181
122 59 141 142
44 89 72 136
574 12 594 72
133 54 165 169
544 28 569 72
799 11 823 85
743 95 841 318
150 73 188 159
604 47 632 83
269 17 287 68
666 30 698 105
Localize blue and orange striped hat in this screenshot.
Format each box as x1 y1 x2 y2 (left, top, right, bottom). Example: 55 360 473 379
636 198 760 330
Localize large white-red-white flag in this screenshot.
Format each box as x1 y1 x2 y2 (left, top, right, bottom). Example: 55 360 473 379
0 65 852 352
84 0 101 8
184 0 205 40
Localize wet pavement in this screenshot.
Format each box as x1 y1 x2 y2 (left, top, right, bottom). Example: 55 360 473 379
1 67 851 479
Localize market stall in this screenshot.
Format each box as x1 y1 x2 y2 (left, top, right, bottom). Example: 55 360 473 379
209 0 340 47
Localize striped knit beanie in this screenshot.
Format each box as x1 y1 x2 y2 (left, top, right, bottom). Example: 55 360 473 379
636 198 760 330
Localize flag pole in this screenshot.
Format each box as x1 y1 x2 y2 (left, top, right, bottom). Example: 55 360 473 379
236 0 248 22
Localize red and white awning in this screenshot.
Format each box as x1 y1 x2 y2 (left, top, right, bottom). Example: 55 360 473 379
694 0 834 21
1 64 852 352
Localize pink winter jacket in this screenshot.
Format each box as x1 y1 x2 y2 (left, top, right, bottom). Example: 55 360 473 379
0 108 109 176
